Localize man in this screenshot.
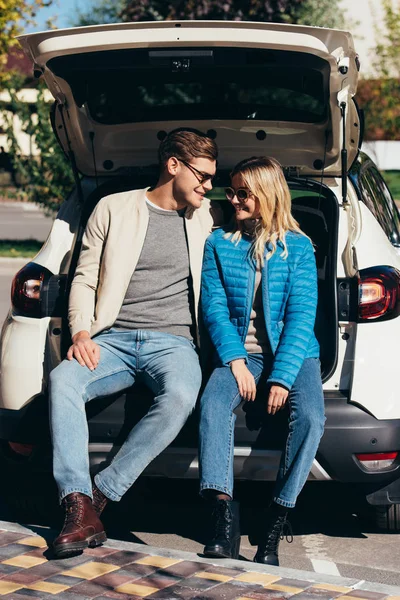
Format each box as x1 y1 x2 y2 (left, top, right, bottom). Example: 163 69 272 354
50 128 219 557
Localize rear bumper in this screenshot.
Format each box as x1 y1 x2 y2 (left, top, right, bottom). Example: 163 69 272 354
0 391 399 493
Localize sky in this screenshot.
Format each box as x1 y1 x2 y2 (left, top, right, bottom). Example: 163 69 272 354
25 0 383 76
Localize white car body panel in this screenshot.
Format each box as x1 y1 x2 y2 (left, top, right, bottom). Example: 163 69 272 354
17 21 360 176
349 203 400 419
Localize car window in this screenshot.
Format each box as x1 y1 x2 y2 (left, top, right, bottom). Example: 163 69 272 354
358 166 400 246
48 48 328 125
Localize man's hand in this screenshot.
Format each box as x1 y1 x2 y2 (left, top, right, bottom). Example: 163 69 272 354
67 331 100 371
230 359 256 402
267 384 289 415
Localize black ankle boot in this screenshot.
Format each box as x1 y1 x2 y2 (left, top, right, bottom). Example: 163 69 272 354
203 499 241 559
254 507 293 566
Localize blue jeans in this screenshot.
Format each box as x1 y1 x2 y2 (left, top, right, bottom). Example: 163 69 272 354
49 329 202 502
199 355 325 508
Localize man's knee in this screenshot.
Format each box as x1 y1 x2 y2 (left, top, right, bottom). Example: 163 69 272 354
49 359 88 398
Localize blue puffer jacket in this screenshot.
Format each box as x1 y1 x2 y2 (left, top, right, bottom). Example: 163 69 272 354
201 227 320 390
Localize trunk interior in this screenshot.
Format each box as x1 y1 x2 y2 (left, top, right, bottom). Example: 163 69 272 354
70 174 339 450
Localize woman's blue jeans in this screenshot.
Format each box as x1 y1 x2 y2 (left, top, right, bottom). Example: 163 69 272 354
199 355 325 508
49 329 202 503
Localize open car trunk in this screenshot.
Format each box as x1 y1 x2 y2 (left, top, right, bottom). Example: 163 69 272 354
18 21 360 177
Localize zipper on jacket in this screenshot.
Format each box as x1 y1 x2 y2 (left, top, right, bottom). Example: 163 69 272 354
241 259 257 349
260 254 276 355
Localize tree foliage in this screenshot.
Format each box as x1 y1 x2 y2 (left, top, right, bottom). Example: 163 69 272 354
372 0 400 78
121 0 345 27
1 74 74 212
0 0 52 83
72 0 125 27
357 78 400 140
73 0 346 28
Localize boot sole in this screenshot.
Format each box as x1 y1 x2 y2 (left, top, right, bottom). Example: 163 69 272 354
53 531 107 558
203 537 241 560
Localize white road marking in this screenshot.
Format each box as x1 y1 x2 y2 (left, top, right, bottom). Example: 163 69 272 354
301 534 341 576
311 558 341 576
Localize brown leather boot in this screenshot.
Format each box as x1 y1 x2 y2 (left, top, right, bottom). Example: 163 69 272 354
92 483 108 517
53 493 106 558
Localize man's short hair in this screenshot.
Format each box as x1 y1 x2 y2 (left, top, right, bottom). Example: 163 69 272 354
158 128 218 167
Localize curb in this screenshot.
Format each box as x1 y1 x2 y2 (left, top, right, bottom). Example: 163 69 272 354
0 520 399 596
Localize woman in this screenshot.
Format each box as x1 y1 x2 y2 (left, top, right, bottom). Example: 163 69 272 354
199 156 325 565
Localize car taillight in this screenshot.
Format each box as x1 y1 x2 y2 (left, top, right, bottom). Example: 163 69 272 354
355 452 398 472
11 262 53 318
358 266 400 322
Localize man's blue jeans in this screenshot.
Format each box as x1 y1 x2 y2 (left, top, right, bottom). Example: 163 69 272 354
199 355 325 508
49 329 202 503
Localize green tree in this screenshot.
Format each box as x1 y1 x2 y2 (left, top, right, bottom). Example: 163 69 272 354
72 0 125 26
1 74 74 212
0 0 53 83
372 0 400 78
121 0 346 28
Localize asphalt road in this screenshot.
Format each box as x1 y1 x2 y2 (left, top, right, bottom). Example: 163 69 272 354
0 203 399 589
0 202 53 241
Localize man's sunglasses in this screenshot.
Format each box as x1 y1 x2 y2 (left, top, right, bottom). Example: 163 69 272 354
225 187 253 203
179 159 214 184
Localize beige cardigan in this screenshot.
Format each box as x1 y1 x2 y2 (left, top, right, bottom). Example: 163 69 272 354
68 187 219 340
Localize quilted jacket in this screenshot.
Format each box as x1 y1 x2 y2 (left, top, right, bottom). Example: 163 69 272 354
201 227 320 390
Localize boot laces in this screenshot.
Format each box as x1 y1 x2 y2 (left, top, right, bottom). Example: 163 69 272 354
63 497 84 528
212 502 231 540
264 515 293 552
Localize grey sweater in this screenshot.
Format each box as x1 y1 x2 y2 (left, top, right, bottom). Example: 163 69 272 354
113 201 194 340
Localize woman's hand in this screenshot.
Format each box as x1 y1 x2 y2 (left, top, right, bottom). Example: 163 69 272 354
67 330 100 371
230 359 257 401
267 384 289 415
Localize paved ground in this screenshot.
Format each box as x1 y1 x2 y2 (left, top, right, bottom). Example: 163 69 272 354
0 520 399 599
0 202 53 243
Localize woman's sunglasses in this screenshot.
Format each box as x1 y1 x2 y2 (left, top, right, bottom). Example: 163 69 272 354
225 187 252 203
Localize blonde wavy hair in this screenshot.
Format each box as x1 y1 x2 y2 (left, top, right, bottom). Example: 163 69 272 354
225 156 306 265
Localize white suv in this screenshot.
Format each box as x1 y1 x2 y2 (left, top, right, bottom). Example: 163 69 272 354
1 21 400 531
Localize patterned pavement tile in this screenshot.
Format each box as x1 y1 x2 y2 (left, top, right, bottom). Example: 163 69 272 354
95 594 143 600
98 551 148 567
193 582 266 600
90 569 139 588
194 570 233 583
0 546 38 561
272 579 312 590
139 572 183 590
303 588 345 599
0 534 29 547
15 561 65 580
171 575 224 591
2 571 47 586
61 561 120 580
0 565 23 579
119 562 159 577
312 586 352 595
15 538 47 550
146 585 208 599
2 556 47 569
235 572 281 586
160 561 210 579
66 578 119 597
238 589 294 599
114 581 160 597
342 594 389 600
265 582 306 595
44 574 85 587
136 556 183 569
203 565 246 577
83 547 120 558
